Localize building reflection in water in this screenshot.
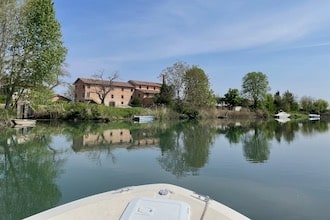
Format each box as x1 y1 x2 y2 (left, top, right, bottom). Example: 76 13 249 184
72 128 159 152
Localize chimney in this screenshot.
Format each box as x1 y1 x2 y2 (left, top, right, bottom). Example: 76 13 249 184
162 74 166 85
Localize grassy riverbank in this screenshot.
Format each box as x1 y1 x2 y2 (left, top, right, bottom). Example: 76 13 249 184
1 102 322 127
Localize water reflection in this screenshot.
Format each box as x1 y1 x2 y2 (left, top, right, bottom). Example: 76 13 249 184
216 120 329 163
242 127 270 163
157 121 216 177
0 119 329 219
0 127 64 219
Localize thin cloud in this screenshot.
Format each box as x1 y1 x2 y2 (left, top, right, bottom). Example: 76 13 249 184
101 0 330 62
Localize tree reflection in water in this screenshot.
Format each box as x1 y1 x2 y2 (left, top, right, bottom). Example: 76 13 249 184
1 119 329 219
0 127 64 219
158 121 216 177
242 127 270 163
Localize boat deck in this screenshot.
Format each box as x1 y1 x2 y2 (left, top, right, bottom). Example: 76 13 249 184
24 184 250 220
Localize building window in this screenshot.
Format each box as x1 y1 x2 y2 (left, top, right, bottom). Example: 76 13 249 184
121 95 124 99
87 92 90 98
147 86 149 90
121 88 124 91
139 85 141 89
154 87 156 90
111 94 114 99
131 88 133 92
121 101 124 105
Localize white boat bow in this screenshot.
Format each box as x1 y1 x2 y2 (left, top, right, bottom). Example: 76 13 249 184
24 183 250 220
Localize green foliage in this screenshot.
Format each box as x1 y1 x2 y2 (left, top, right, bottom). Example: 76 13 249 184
183 66 212 108
30 87 54 106
242 72 270 109
182 108 199 119
61 103 143 120
155 83 175 106
0 95 6 103
130 97 142 107
208 89 217 106
313 99 328 113
299 96 328 114
1 0 67 108
224 88 242 106
281 90 299 112
273 91 282 111
262 93 275 113
300 96 314 113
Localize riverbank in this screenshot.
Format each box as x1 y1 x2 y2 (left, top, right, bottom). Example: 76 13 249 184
1 102 325 127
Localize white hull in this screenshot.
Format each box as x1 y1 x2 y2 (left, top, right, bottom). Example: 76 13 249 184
133 115 155 123
12 119 36 126
274 111 290 119
24 183 250 220
309 114 320 120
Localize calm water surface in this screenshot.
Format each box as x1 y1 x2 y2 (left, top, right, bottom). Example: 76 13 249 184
1 120 330 220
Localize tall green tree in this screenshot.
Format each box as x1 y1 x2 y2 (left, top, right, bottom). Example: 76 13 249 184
1 0 67 109
0 0 18 87
241 72 270 109
262 93 275 113
282 90 298 112
313 99 328 113
273 91 282 111
183 66 213 108
300 96 314 112
155 83 175 106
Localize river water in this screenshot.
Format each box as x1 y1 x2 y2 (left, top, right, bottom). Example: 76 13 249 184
1 119 329 220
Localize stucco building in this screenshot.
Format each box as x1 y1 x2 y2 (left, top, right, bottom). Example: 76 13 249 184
73 78 161 107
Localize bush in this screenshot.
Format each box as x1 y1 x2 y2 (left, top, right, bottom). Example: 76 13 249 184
0 95 6 104
62 103 144 120
182 108 199 119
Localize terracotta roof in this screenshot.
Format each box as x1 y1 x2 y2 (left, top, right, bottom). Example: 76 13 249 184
74 78 134 88
128 80 162 87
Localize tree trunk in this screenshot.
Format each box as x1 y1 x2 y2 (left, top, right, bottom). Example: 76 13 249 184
4 88 14 109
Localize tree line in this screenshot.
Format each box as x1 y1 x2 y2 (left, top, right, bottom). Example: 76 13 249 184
156 62 329 115
222 72 328 114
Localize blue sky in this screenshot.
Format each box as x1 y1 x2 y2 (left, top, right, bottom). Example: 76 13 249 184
53 0 330 102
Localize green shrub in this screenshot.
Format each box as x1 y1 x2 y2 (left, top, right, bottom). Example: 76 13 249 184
0 95 6 103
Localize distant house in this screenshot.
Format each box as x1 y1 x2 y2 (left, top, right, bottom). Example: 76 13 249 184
73 78 161 107
128 80 162 106
51 94 71 103
74 78 135 107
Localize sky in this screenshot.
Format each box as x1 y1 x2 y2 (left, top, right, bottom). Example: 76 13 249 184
53 0 330 103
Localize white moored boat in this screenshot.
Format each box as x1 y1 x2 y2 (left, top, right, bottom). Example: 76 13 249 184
274 111 290 119
133 115 155 123
308 114 320 120
24 183 250 220
12 119 36 127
